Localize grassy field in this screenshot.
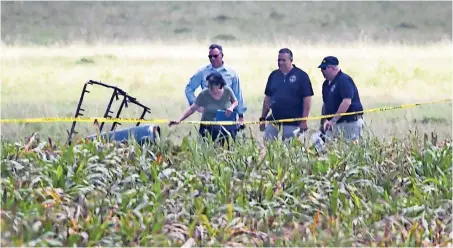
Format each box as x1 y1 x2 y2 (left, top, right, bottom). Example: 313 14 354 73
1 1 452 143
1 1 451 45
1 42 452 143
1 123 452 246
1 1 452 247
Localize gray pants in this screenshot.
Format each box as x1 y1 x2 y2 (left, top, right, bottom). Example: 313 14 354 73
325 118 365 141
264 124 300 141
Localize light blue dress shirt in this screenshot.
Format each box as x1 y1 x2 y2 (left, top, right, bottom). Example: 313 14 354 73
185 63 247 115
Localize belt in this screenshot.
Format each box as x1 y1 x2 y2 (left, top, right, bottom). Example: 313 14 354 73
336 114 363 124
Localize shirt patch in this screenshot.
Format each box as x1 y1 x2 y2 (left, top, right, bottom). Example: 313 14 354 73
289 75 297 83
330 84 336 92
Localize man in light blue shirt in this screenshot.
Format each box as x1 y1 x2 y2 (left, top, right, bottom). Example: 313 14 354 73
185 44 247 124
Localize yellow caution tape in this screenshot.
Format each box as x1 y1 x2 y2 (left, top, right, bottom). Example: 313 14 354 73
0 99 451 125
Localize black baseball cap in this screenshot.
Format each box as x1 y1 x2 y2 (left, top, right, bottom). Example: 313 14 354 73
318 56 339 69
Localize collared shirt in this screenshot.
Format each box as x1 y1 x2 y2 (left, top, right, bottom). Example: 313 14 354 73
264 65 314 125
322 70 363 122
185 63 247 115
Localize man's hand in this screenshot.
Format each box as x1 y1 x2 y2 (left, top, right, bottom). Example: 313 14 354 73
323 120 334 131
197 106 204 113
299 121 308 133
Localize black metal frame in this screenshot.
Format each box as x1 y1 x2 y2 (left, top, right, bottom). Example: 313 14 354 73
66 80 151 145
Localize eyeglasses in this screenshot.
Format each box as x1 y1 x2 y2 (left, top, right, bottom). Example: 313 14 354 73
208 54 220 59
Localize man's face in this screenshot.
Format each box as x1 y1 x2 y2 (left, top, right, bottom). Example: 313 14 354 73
321 66 332 80
208 48 223 68
278 53 292 71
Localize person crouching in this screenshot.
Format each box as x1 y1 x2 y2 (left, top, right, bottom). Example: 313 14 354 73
169 71 239 146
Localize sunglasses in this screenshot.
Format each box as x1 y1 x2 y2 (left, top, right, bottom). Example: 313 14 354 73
208 54 221 59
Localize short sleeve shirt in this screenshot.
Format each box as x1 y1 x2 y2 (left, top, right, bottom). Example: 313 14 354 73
264 65 314 125
322 70 363 122
195 86 237 121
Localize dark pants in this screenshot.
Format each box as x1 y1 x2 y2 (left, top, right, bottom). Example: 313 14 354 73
199 124 237 146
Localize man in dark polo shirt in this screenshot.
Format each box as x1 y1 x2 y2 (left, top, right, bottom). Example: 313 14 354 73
259 48 314 141
318 56 365 141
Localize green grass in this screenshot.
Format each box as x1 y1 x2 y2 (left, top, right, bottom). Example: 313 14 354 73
1 1 451 45
1 2 452 246
1 42 452 143
1 129 452 246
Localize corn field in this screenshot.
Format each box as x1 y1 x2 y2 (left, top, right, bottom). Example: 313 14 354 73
1 132 452 246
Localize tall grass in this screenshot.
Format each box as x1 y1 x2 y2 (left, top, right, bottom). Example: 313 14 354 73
1 1 451 246
1 130 451 246
1 1 451 45
1 42 452 143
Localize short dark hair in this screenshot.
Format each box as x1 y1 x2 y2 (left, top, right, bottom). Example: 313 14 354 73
209 44 223 52
279 48 293 61
206 71 226 88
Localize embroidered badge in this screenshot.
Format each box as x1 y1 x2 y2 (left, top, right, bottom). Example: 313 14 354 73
289 75 297 83
331 84 336 92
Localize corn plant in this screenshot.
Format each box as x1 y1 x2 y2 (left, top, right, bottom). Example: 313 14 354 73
1 131 451 247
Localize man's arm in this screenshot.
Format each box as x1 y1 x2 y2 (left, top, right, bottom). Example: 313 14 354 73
261 95 271 119
300 73 314 129
184 69 203 105
331 79 354 123
261 73 274 119
301 96 312 125
320 104 326 128
331 99 352 123
231 74 247 117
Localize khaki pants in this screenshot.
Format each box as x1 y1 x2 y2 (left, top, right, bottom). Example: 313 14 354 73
325 118 365 141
